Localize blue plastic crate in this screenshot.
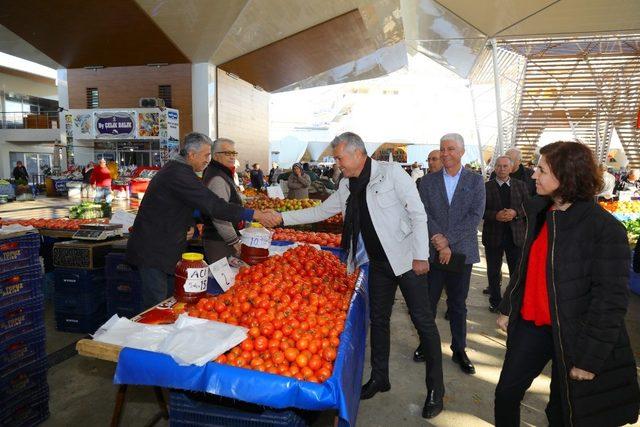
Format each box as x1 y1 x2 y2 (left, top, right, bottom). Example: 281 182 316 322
105 252 141 283
0 295 44 342
0 326 45 369
55 304 107 334
106 278 143 317
54 268 105 294
0 388 49 426
0 233 40 271
0 265 42 310
54 287 106 315
0 356 47 404
169 390 309 427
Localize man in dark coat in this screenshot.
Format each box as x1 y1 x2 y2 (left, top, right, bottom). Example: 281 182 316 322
126 132 279 308
482 155 530 312
249 163 264 189
12 161 29 182
490 148 536 196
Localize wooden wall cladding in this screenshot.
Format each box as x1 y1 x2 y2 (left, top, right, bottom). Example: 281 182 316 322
218 9 377 92
0 0 188 68
67 64 192 139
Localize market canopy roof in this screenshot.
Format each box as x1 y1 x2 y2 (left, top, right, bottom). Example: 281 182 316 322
1 0 639 91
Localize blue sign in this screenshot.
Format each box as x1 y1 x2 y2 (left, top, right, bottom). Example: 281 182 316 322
95 113 135 137
167 111 178 120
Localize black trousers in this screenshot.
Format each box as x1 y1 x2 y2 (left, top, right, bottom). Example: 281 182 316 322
368 260 444 396
485 231 521 307
427 264 473 352
495 318 564 426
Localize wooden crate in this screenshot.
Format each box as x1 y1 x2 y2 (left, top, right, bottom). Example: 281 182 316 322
53 238 127 269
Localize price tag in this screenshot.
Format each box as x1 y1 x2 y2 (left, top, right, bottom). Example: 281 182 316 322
619 190 633 202
266 185 285 199
184 267 208 293
209 257 235 292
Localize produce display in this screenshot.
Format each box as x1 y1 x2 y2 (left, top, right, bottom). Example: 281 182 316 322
271 228 341 248
0 218 108 230
180 245 358 382
244 196 321 212
622 218 640 246
599 200 640 214
69 202 112 219
242 187 261 197
323 213 343 225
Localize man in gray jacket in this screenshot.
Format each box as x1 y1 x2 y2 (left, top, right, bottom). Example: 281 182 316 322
417 133 485 375
274 132 445 420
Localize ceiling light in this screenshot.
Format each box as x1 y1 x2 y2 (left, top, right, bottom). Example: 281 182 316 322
147 63 169 67
84 65 104 70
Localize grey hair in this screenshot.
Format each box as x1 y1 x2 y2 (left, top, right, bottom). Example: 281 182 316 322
440 133 465 149
330 132 367 154
495 155 513 165
182 132 212 156
212 138 235 153
505 147 522 162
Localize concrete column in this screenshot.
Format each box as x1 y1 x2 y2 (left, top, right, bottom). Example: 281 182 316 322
191 62 217 140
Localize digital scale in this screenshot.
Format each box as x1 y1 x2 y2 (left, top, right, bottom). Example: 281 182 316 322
72 223 124 241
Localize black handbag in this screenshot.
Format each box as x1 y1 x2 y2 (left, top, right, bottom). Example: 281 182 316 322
431 252 466 273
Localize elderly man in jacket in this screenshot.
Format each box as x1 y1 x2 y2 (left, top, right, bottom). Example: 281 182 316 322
482 156 530 312
127 132 280 308
273 132 445 419
417 133 485 375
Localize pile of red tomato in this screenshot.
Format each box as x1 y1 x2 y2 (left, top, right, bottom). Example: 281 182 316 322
183 245 358 382
271 228 341 248
0 218 108 230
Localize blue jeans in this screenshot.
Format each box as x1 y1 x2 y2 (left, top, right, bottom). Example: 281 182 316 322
94 186 112 204
139 268 175 309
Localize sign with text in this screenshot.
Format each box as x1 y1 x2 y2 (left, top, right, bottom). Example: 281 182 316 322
184 267 208 293
95 112 135 138
267 185 285 199
209 257 235 292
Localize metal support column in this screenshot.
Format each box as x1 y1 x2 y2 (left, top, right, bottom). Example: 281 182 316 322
490 38 505 156
469 84 486 177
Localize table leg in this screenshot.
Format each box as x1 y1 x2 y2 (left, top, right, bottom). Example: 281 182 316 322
154 387 169 419
110 384 128 427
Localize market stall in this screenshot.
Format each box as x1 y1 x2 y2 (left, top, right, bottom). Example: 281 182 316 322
76 243 368 426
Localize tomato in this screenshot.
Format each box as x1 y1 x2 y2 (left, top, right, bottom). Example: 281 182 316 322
284 348 299 362
254 336 268 352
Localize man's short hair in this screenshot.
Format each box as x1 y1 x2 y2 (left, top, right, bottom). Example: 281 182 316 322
440 133 465 149
212 138 235 153
182 132 212 156
495 155 513 165
505 147 522 162
331 132 367 154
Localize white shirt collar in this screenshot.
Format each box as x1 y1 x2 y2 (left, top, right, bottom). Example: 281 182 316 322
496 176 511 186
443 165 463 178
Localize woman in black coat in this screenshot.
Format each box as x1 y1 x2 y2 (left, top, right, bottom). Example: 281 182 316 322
495 141 639 427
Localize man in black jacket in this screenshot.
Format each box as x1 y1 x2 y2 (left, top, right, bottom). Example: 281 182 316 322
126 132 280 308
490 148 536 196
12 161 29 182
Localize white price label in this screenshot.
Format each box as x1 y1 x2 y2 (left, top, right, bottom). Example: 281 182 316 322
184 267 208 293
266 186 285 199
209 257 235 292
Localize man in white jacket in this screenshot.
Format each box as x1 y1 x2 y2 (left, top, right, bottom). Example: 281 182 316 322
274 132 444 420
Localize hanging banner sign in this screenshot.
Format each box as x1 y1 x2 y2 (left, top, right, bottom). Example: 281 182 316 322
95 112 135 138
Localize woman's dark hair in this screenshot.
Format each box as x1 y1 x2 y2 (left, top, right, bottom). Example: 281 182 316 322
539 141 602 202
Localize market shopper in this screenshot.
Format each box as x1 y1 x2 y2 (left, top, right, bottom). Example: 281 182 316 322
90 158 113 204
490 148 536 196
287 163 311 199
494 141 640 427
273 132 445 419
12 161 29 182
126 132 281 308
249 163 265 189
482 156 529 312
201 138 244 263
416 133 485 375
427 150 442 174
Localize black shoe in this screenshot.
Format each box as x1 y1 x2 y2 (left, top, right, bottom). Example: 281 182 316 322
489 303 500 313
482 287 490 294
360 378 391 400
452 350 476 374
444 311 449 320
413 346 425 363
422 390 444 419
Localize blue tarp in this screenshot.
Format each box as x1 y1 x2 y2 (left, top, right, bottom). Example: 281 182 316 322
114 252 369 427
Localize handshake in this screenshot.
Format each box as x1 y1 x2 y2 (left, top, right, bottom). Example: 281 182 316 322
252 209 283 228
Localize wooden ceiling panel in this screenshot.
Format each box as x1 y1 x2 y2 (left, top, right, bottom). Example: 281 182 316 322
218 10 377 92
0 0 189 68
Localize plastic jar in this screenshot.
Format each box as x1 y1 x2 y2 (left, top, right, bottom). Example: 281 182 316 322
239 223 272 265
174 252 208 304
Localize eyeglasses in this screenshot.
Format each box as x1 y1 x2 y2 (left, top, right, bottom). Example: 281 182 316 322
215 151 238 157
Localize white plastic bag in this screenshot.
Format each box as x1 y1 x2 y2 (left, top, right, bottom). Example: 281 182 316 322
239 226 273 249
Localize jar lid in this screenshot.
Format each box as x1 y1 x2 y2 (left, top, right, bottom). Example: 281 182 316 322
181 252 204 261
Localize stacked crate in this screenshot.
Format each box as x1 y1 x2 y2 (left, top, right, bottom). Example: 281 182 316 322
0 231 49 426
105 252 143 318
54 268 107 333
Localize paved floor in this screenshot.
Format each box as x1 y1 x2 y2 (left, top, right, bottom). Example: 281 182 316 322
4 197 639 426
